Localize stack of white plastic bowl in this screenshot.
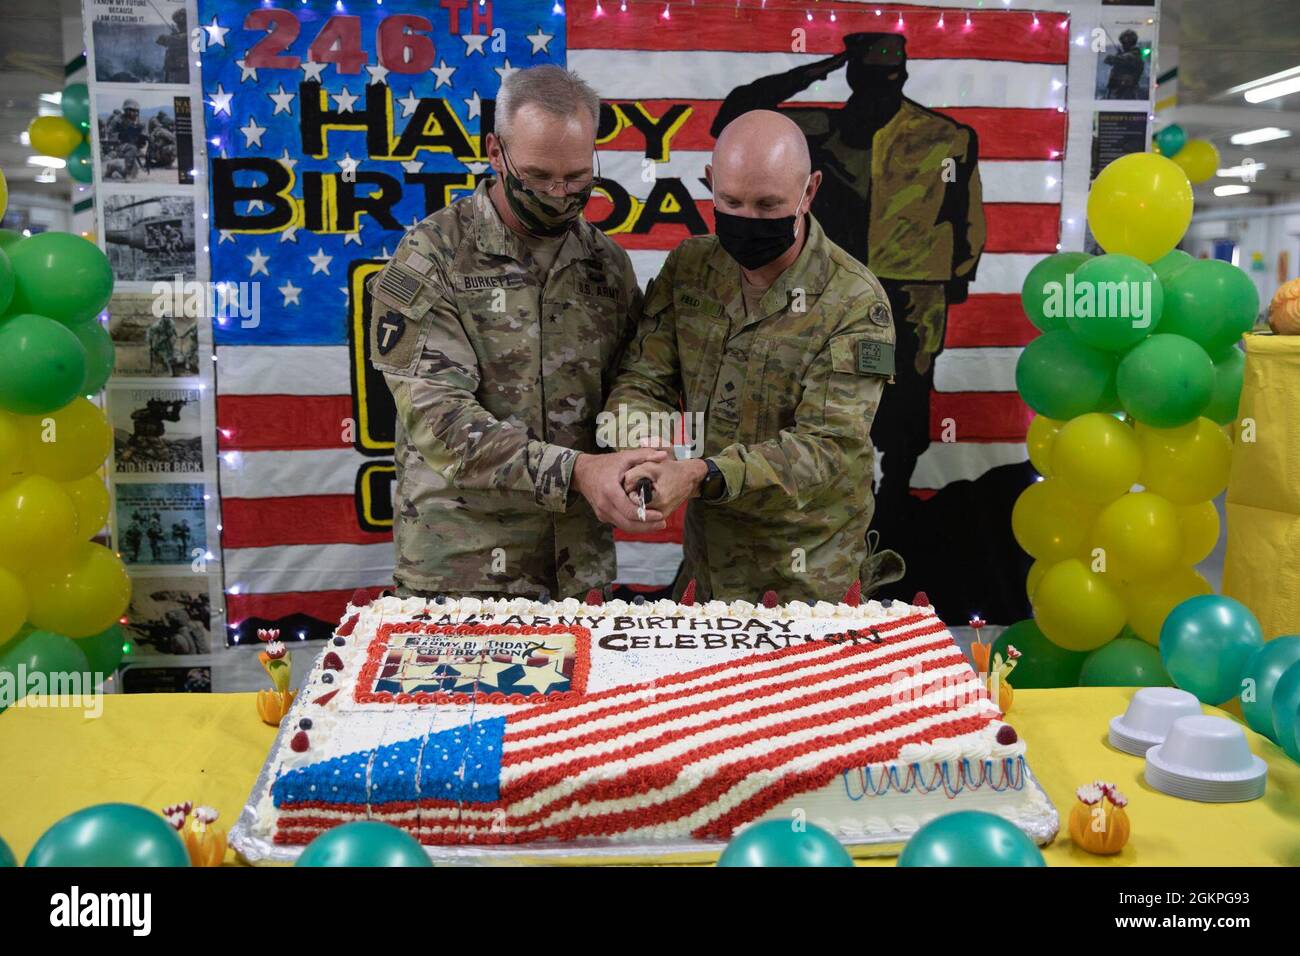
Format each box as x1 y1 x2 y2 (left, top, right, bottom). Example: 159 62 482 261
1144 715 1268 803
1108 687 1203 756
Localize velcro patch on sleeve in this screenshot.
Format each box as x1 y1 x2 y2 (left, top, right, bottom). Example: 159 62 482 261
830 333 895 378
374 261 426 310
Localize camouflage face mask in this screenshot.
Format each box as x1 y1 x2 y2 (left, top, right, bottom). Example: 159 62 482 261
499 141 593 238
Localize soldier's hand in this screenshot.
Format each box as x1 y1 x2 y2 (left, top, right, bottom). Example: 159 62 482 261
623 459 707 517
805 51 849 82
573 449 669 533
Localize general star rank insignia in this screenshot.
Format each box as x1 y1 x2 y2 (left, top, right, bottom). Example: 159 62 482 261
376 311 406 355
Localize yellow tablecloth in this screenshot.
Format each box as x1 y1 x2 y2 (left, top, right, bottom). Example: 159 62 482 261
2 687 1298 866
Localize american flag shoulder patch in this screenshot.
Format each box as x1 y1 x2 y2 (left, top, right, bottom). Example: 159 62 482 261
374 261 426 309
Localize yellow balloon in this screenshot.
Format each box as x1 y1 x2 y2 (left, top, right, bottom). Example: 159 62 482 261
1123 566 1213 645
28 115 83 159
1011 479 1098 563
1025 415 1063 478
1176 500 1220 566
0 565 27 643
1033 558 1126 651
1049 413 1141 504
24 541 131 638
1090 491 1183 581
1026 559 1051 600
21 398 113 482
1136 417 1233 505
1086 152 1194 263
0 167 7 221
1170 138 1219 185
0 410 28 490
62 474 110 539
0 474 79 571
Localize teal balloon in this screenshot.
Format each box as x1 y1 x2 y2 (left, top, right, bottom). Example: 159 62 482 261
992 619 1087 689
1160 259 1260 357
8 231 114 326
71 319 115 393
1155 125 1187 158
26 803 189 867
0 313 88 414
0 246 13 315
296 821 431 867
1239 636 1300 740
0 835 15 867
1079 637 1173 687
1021 252 1093 333
717 820 854 867
1116 333 1214 428
1067 254 1164 351
1203 346 1244 425
0 629 89 705
1159 595 1264 704
1015 329 1118 420
61 82 91 131
898 811 1045 867
1153 249 1194 287
67 141 94 184
1270 663 1300 762
75 623 126 684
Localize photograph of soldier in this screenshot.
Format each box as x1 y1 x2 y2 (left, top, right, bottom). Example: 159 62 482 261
113 482 207 568
110 389 203 474
90 0 189 85
1095 27 1152 101
103 193 196 282
106 294 201 377
122 579 212 656
712 32 1036 620
96 93 187 183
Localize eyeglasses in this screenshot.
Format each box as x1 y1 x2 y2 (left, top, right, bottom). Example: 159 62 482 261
499 140 601 195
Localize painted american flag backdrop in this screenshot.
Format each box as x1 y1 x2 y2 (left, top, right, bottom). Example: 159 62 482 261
197 0 1115 643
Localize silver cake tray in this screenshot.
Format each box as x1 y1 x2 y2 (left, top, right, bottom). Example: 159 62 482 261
229 690 1061 866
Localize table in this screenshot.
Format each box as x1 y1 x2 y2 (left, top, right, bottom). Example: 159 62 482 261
2 687 1298 866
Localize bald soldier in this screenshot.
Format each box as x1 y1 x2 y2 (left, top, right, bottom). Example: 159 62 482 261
608 111 901 603
368 65 667 600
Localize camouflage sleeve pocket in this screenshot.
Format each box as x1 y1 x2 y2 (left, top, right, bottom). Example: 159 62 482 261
830 333 895 380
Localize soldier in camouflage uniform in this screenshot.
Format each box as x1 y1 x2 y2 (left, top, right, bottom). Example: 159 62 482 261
147 314 179 374
608 111 901 604
368 66 667 600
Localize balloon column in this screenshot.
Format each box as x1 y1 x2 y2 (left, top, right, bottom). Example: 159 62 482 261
0 180 129 700
1014 150 1257 688
1153 124 1220 186
27 83 94 183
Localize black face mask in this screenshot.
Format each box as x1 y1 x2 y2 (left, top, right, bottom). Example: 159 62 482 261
713 209 800 270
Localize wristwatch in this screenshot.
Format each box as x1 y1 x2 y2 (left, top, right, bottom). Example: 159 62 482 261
699 457 727 501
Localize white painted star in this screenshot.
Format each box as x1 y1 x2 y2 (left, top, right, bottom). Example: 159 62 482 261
279 280 302 306
380 246 393 259
277 148 297 171
308 247 334 275
466 161 490 175
397 90 421 118
336 152 360 177
279 225 299 243
401 159 424 174
462 33 489 56
203 16 229 48
239 116 267 148
430 59 457 89
338 285 349 297
236 58 258 83
208 84 232 116
246 198 266 213
268 84 296 115
343 231 362 246
494 59 518 83
301 60 327 83
218 230 235 244
365 64 390 86
246 247 270 277
463 90 482 120
409 214 423 229
332 87 358 113
525 27 554 55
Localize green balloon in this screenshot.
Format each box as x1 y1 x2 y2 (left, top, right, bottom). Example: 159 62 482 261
0 629 90 706
0 230 23 256
992 619 1088 688
1240 637 1300 741
0 246 13 315
1117 334 1214 427
1015 329 1118 420
0 835 15 867
1203 345 1244 425
67 141 94 185
1079 637 1173 687
1154 124 1187 157
0 313 88 414
898 811 1045 867
296 821 432 867
1153 249 1194 287
26 803 189 867
61 82 91 131
1067 254 1164 351
8 232 114 326
1270 663 1300 762
1021 252 1092 333
1160 595 1264 705
71 320 115 394
1160 259 1260 357
717 820 854 867
75 623 126 684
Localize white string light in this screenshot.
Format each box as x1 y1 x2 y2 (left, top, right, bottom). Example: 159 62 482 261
662 2 671 18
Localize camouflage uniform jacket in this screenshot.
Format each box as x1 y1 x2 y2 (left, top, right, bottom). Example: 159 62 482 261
605 215 895 603
368 179 642 598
